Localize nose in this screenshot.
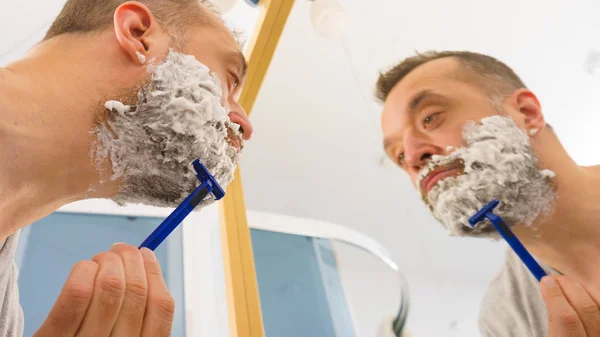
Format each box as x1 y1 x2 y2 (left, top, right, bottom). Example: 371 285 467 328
403 131 441 175
227 103 253 140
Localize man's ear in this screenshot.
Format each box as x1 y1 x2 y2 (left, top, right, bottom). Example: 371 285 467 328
113 2 165 64
507 89 546 136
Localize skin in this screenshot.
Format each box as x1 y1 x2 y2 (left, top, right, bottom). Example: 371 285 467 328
35 244 174 337
0 2 251 336
381 57 600 336
0 2 253 240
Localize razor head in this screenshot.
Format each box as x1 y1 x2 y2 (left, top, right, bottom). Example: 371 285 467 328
468 199 500 227
192 159 226 200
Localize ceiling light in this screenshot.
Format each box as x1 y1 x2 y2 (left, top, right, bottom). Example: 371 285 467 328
310 0 350 40
584 50 600 74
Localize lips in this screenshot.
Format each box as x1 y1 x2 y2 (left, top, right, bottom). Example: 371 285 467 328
420 161 464 195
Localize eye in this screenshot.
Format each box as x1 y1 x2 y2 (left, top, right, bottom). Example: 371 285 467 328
230 72 240 88
397 152 405 165
423 112 440 127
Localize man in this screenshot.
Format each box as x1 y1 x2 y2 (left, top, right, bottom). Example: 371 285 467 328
377 51 600 336
0 0 252 336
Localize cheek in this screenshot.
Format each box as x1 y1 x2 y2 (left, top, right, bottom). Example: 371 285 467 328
502 109 530 129
446 127 467 148
217 83 231 109
436 120 468 151
221 96 232 111
442 107 500 148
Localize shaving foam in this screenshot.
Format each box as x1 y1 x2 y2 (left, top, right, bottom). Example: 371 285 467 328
104 101 131 114
417 115 556 238
92 50 242 207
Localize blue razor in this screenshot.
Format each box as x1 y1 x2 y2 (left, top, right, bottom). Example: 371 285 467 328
469 199 547 282
138 159 225 251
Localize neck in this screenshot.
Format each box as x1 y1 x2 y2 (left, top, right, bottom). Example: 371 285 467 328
514 141 600 284
0 34 127 240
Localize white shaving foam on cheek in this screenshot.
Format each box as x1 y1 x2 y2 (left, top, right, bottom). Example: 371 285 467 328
104 101 131 114
93 49 243 207
417 116 556 238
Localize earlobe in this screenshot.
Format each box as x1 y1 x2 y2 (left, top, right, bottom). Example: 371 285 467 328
113 2 155 65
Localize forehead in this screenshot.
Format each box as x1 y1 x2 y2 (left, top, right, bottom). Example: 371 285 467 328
381 58 489 122
185 20 239 50
182 3 240 52
384 58 461 110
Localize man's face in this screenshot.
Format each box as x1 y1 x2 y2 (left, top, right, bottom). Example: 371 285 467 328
91 15 254 207
382 58 498 186
381 57 555 237
182 21 253 143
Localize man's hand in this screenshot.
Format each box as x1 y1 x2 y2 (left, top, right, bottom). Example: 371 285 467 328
541 276 600 337
34 243 175 337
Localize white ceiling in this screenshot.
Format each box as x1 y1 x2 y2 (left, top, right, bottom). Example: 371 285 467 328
3 0 600 335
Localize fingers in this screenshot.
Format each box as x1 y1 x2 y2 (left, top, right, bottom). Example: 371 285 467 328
33 261 98 337
541 276 589 337
139 248 175 337
109 244 148 337
35 245 175 337
76 252 126 337
581 284 600 309
556 277 600 336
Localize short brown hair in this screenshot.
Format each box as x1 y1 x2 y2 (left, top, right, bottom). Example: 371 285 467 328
44 0 217 41
376 51 527 104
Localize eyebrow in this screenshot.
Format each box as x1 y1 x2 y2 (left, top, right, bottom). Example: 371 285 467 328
237 51 248 80
408 90 447 114
382 90 448 152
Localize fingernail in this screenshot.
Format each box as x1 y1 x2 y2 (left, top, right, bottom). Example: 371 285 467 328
542 276 557 287
110 242 126 250
140 248 157 262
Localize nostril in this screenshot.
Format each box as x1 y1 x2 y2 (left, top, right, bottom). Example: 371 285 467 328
421 153 432 161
